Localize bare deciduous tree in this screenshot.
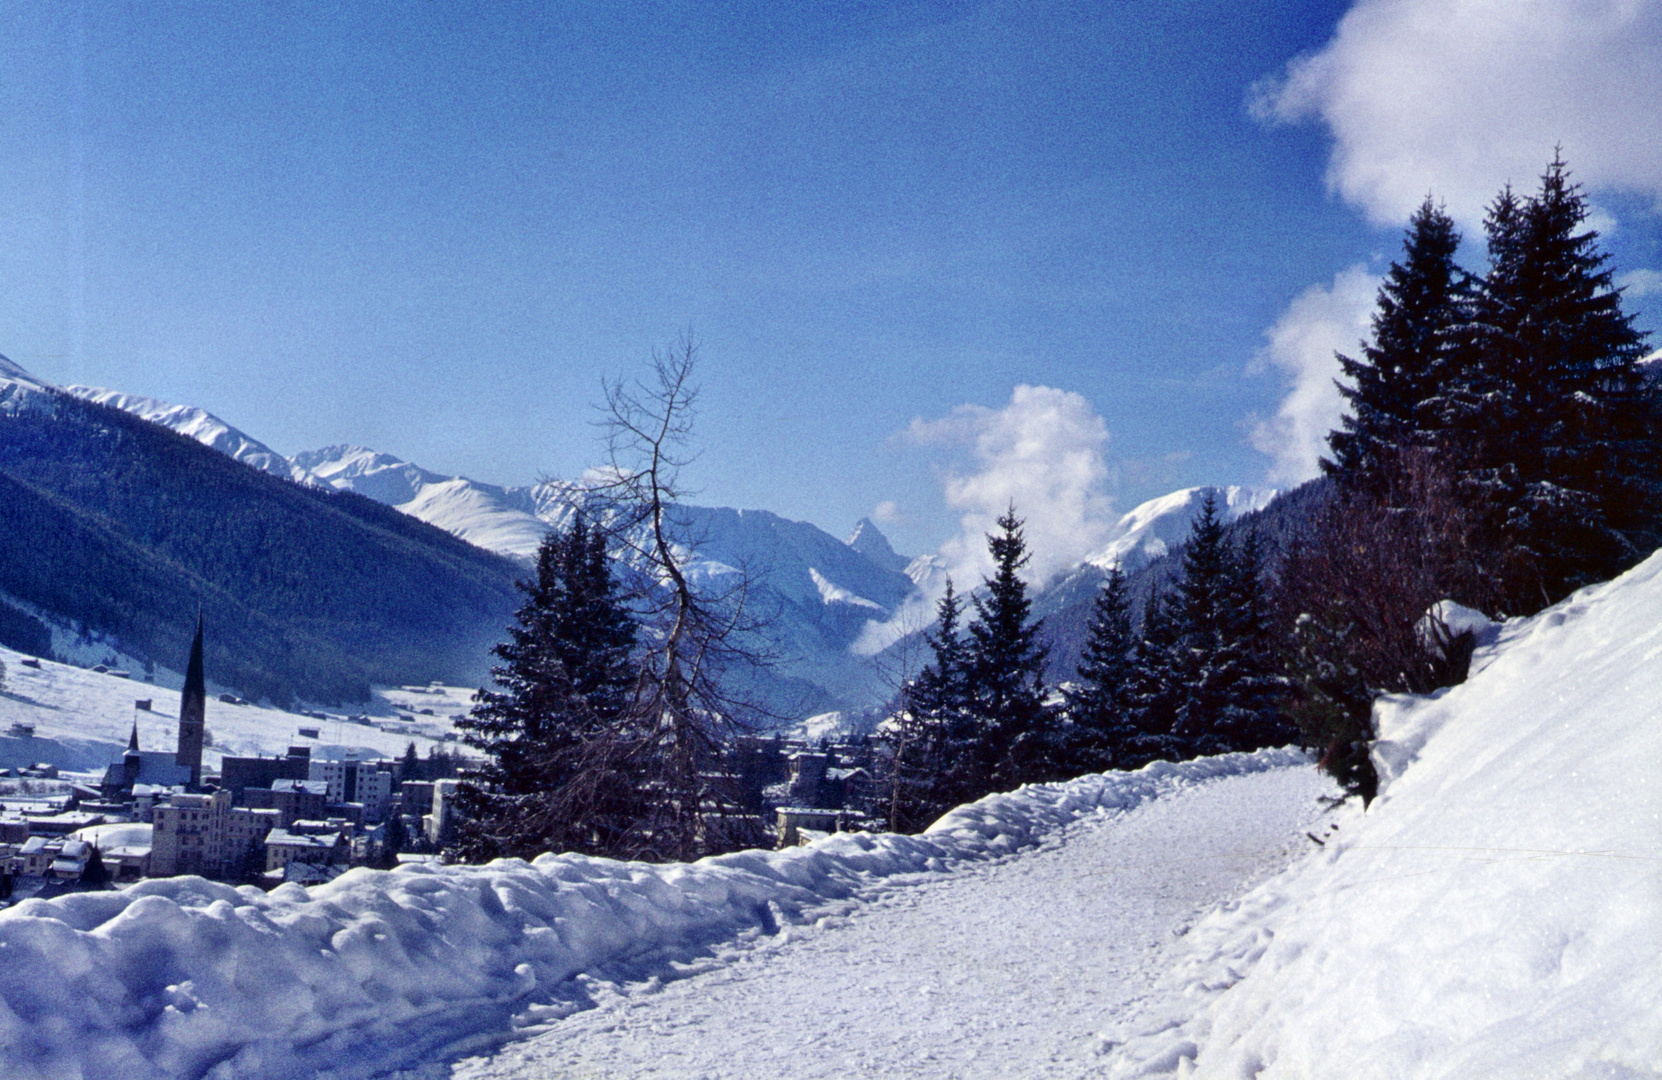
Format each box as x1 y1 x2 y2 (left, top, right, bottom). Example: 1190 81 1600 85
591 335 772 860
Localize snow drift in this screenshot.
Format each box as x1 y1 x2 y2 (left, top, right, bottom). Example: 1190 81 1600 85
1109 548 1662 1078
0 748 1305 1080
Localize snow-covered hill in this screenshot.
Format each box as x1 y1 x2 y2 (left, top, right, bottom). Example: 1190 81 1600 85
3 536 1653 1077
1107 549 1662 1078
0 644 463 773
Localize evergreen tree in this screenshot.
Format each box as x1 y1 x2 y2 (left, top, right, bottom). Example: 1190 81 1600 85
964 506 1052 789
1064 566 1136 771
1451 155 1655 608
1327 198 1469 492
1122 585 1181 766
886 579 974 831
79 844 109 888
452 514 641 861
1217 525 1293 750
1166 493 1240 755
1133 495 1289 761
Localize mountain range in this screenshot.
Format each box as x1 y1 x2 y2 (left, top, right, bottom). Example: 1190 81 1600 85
3 354 1281 716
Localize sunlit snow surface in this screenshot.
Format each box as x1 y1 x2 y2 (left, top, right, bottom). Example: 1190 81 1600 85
1107 550 1662 1079
0 749 1314 1080
454 763 1331 1080
5 543 1660 1079
0 647 463 772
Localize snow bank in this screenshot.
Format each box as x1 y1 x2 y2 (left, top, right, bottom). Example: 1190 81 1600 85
1109 550 1662 1079
0 747 1306 1080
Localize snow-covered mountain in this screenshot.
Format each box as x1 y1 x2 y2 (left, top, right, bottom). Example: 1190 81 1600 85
64 386 314 484
1084 484 1277 575
0 353 56 416
12 358 1299 709
846 517 911 575
292 445 553 558
4 363 921 711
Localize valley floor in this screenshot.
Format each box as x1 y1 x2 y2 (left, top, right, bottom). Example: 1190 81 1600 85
451 766 1332 1080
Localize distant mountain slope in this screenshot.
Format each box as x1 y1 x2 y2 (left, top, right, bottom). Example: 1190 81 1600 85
41 358 1319 713
14 365 921 714
293 445 551 558
0 389 522 704
63 386 314 485
1083 485 1278 574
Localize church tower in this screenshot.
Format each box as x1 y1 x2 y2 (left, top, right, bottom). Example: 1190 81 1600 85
177 616 206 785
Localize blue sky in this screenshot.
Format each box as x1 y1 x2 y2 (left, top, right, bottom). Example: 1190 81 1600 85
2 1 1659 565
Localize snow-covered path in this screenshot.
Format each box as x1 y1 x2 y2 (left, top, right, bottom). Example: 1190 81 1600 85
453 766 1333 1080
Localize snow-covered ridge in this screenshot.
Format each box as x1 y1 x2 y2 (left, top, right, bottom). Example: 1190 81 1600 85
1085 484 1277 574
1108 547 1662 1078
0 352 57 416
63 386 313 485
0 748 1306 1080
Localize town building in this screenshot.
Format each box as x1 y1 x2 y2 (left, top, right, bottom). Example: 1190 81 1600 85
219 746 313 796
149 789 279 879
308 758 393 822
239 779 329 827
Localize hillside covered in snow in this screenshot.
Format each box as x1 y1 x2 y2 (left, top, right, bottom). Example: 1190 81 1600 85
1106 546 1662 1078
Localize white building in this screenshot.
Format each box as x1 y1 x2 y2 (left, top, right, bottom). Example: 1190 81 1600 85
308 758 394 822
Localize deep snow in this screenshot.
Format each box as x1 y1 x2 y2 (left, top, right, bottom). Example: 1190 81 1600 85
0 749 1312 1080
1106 549 1662 1078
0 646 463 772
452 764 1332 1080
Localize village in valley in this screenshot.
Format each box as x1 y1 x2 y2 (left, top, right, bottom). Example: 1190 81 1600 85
0 625 877 901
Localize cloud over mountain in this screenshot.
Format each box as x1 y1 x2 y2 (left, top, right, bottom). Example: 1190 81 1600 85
906 384 1116 591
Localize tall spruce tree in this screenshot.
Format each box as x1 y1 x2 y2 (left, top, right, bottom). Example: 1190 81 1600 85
1064 566 1137 771
1166 493 1239 755
887 579 974 831
1137 494 1288 759
964 506 1052 790
453 514 641 861
1327 198 1469 493
1454 154 1655 609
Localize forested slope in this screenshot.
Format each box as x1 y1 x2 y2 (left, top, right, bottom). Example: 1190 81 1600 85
0 392 521 703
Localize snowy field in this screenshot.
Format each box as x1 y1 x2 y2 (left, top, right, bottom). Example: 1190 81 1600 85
0 646 466 774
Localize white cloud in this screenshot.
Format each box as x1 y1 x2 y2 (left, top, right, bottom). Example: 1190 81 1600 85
1248 265 1381 484
1619 268 1662 299
854 385 1116 655
871 499 902 525
908 384 1115 589
1253 0 1662 227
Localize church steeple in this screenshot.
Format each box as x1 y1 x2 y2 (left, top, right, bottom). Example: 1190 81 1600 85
127 719 140 753
177 615 206 785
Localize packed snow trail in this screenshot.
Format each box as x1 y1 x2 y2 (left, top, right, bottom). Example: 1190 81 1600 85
0 750 1317 1080
452 765 1334 1080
